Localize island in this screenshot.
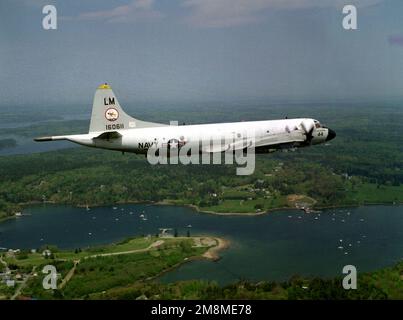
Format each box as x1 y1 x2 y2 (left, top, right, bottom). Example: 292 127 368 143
0 235 229 300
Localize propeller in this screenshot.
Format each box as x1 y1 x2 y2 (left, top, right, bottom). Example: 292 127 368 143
301 120 315 144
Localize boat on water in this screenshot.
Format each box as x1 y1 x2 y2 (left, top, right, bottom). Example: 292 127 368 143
301 207 321 214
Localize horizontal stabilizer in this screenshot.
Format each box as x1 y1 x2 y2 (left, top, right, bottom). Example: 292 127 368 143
34 136 53 142
34 136 67 142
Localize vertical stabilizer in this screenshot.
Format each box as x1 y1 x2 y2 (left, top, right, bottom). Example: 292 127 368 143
89 83 166 133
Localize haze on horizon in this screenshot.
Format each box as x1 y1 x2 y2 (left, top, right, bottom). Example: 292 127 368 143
1 0 403 108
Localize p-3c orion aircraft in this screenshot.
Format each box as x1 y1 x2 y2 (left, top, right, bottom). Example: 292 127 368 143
35 83 336 154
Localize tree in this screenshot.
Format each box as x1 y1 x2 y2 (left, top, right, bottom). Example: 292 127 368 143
254 203 263 210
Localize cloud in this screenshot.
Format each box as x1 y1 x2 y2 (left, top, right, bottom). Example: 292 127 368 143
13 0 55 7
66 0 162 23
182 0 385 28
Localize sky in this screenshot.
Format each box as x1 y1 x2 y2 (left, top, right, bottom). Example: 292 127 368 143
1 0 403 107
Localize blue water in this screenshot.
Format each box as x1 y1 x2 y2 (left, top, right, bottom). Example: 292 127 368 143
0 204 402 284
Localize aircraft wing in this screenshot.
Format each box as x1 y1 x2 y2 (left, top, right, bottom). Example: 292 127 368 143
254 130 306 148
201 139 253 153
202 130 306 153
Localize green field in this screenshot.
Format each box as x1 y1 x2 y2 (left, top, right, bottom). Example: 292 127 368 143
346 183 403 204
1 103 403 299
0 236 216 300
2 234 402 300
82 261 403 300
201 197 288 213
1 146 403 219
1 103 403 218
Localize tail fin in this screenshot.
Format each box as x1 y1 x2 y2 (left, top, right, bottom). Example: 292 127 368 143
89 83 166 133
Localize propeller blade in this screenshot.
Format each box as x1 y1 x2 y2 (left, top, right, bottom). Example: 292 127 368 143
301 120 315 144
301 119 314 134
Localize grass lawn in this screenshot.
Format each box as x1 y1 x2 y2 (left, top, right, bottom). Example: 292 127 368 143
1 237 215 299
202 196 287 213
18 238 207 299
347 183 403 204
3 237 156 268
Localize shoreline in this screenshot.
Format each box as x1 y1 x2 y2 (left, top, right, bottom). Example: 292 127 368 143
142 236 230 282
1 199 402 223
202 237 230 261
154 200 403 216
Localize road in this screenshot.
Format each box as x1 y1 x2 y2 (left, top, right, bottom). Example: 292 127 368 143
11 266 36 300
58 240 165 289
58 260 79 290
6 237 221 297
87 240 165 259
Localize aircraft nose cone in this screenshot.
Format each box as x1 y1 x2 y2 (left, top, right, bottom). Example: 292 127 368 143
326 129 336 141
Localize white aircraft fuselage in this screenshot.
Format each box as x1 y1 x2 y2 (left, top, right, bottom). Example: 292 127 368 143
35 84 336 155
